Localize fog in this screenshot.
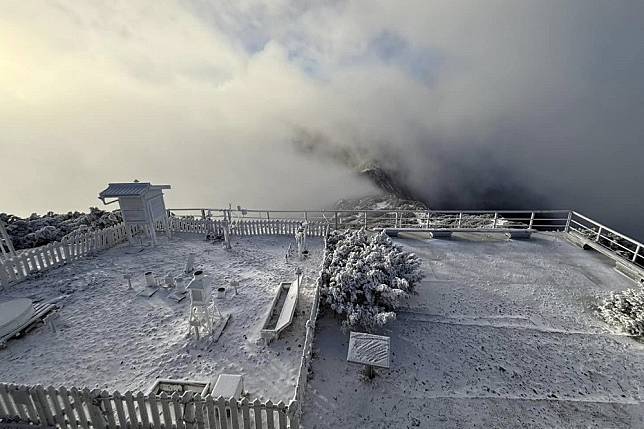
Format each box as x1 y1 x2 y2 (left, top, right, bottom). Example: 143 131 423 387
1 1 643 240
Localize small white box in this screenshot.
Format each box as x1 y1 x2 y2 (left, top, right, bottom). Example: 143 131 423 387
211 374 244 399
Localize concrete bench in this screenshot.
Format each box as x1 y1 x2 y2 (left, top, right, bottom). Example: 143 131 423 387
382 228 535 240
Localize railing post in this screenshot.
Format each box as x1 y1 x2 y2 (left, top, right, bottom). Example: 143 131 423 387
565 211 572 232
334 212 339 230
633 244 641 263
223 219 231 250
595 227 602 242
266 211 270 220
363 211 367 229
426 210 431 229
528 212 535 230
457 212 462 228
200 209 206 220
304 211 308 221
492 212 498 229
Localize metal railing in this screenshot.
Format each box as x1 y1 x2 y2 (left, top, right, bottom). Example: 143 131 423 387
167 208 572 233
567 211 643 271
167 206 644 274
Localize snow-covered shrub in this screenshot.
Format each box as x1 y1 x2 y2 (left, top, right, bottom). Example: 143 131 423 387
0 208 122 250
319 229 423 331
599 285 644 336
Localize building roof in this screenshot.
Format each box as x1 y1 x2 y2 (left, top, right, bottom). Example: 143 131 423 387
98 182 171 199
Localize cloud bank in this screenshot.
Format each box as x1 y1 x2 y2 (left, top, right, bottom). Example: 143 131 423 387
1 1 643 239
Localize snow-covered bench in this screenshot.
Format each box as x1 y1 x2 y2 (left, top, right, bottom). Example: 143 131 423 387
382 228 535 240
260 276 301 343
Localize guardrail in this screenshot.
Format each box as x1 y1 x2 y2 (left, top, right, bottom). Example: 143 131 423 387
168 208 572 232
168 206 644 276
567 211 643 272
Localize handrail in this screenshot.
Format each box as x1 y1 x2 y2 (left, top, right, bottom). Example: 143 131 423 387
165 206 642 271
571 211 644 248
568 211 643 270
166 208 572 234
168 207 570 214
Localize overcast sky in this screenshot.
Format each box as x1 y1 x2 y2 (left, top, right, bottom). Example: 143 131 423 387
1 1 643 239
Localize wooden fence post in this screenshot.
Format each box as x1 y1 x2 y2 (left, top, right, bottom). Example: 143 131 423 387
70 387 90 428
204 396 216 429
31 385 54 426
241 398 251 429
216 396 228 429
47 386 66 427
287 400 299 429
194 393 205 429
58 387 78 429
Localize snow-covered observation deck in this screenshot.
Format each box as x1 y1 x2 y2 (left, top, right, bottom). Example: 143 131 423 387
168 208 644 281
302 231 644 427
1 205 644 428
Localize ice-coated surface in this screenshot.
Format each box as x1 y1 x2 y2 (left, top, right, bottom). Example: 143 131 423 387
303 232 644 428
0 298 34 338
0 234 323 402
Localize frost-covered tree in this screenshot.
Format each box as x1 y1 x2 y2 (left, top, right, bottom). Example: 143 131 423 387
599 285 644 336
319 229 423 331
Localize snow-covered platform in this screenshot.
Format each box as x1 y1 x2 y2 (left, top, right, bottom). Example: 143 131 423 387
303 232 644 428
0 234 323 402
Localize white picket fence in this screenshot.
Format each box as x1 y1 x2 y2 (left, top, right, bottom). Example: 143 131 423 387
0 224 134 288
0 383 298 429
166 217 329 238
291 241 327 409
0 220 16 260
0 217 329 289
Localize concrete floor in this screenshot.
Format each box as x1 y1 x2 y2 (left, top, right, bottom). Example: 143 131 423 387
302 232 644 428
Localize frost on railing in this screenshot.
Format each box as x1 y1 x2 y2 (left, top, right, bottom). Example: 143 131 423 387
567 211 643 271
168 208 572 232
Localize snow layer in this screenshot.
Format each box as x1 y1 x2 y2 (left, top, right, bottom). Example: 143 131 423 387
0 234 323 402
303 232 644 428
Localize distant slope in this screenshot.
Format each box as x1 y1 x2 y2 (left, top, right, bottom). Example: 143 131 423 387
333 164 428 212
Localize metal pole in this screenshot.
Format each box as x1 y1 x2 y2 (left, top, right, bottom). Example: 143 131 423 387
528 212 535 230
335 212 339 230
565 211 572 232
595 227 602 242
363 211 367 229
457 212 462 228
492 212 498 229
633 245 641 263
